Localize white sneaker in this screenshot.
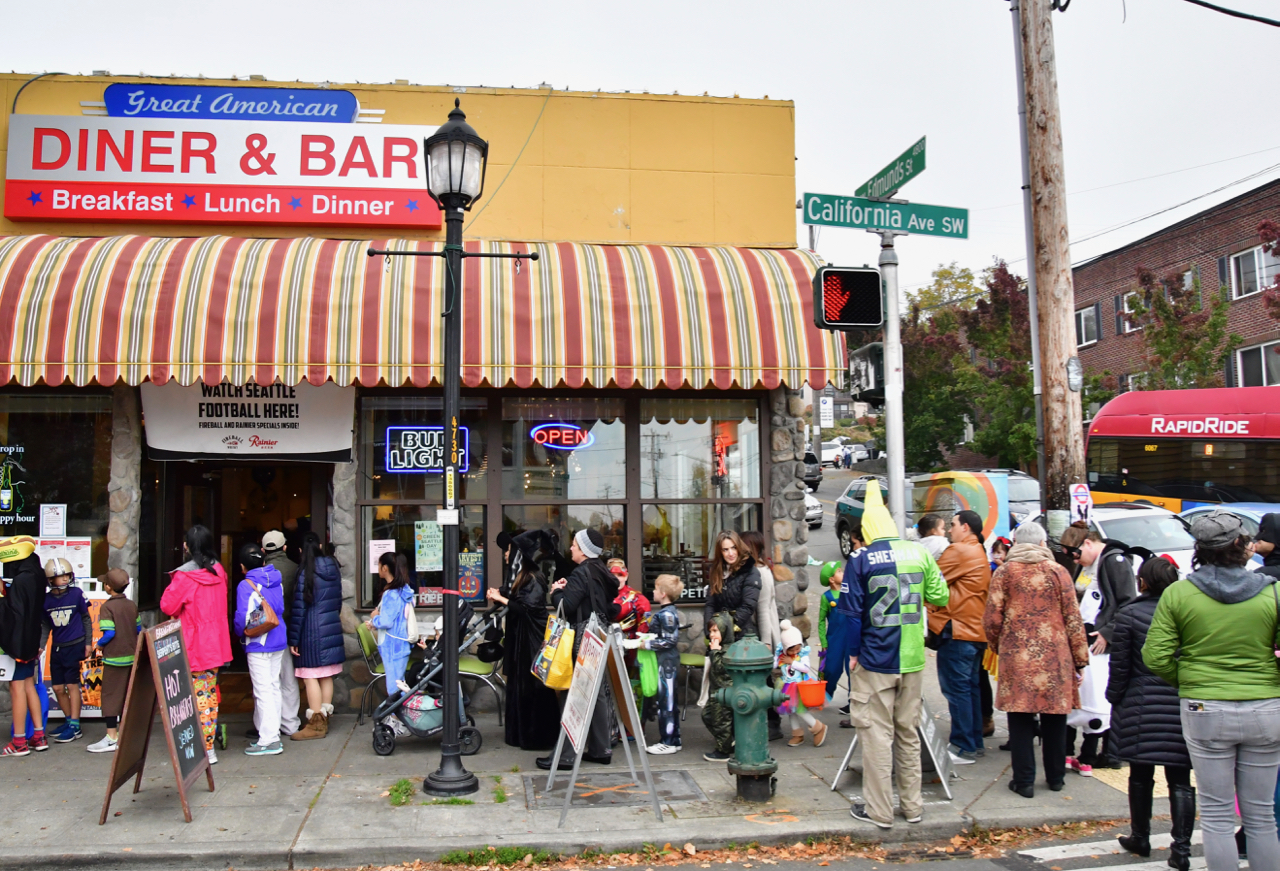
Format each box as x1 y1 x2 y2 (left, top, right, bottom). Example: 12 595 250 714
647 743 680 755
948 751 976 766
206 748 218 765
87 735 117 754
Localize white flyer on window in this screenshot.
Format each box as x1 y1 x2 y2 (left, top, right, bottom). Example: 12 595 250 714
39 504 66 537
414 521 443 573
369 539 396 573
64 538 92 578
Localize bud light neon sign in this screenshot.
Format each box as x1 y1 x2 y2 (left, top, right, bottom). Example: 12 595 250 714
385 426 470 473
529 422 594 451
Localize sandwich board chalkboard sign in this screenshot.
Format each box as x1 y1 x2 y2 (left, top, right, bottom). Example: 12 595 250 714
829 693 954 800
99 620 214 824
544 620 661 828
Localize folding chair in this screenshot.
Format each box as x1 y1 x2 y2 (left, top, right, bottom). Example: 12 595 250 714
355 622 385 726
459 654 506 725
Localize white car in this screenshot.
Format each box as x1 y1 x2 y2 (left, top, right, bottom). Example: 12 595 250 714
820 442 844 467
1036 503 1198 575
805 492 824 528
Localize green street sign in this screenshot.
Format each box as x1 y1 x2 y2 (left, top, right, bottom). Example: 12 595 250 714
855 136 926 199
802 193 968 239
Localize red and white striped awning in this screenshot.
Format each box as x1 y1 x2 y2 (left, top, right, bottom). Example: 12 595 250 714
0 235 844 390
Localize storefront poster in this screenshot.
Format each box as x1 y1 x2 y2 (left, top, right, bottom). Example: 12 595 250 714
368 539 395 574
414 521 442 573
140 380 355 461
64 539 92 578
39 504 66 537
5 113 443 229
458 552 484 600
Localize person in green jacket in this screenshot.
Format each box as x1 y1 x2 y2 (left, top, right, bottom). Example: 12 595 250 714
1144 509 1280 871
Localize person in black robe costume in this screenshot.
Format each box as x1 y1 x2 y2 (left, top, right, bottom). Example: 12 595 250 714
487 530 559 750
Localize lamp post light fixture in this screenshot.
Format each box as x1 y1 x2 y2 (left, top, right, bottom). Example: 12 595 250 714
369 99 536 797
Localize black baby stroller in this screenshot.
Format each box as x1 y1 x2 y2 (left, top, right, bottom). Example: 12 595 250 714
370 601 507 757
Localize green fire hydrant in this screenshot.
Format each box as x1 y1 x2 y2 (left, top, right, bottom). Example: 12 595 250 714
713 632 784 802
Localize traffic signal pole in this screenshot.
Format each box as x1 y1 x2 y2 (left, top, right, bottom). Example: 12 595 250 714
877 229 908 535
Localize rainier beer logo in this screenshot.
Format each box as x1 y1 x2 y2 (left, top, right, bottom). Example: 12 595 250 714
221 435 242 449
248 435 278 449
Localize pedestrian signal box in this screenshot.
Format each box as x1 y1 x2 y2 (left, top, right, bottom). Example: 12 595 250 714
812 266 883 330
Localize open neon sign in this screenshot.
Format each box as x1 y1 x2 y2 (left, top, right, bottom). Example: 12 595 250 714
529 422 594 451
385 426 470 473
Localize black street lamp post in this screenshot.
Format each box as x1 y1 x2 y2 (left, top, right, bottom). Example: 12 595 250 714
369 99 535 796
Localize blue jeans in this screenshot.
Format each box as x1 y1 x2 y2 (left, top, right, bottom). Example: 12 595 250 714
936 639 983 754
1180 697 1280 871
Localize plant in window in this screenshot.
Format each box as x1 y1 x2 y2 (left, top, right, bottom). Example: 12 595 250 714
1123 267 1240 390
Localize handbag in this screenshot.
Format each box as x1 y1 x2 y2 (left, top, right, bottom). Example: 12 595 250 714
532 604 575 690
636 649 659 698
925 619 952 651
243 581 280 638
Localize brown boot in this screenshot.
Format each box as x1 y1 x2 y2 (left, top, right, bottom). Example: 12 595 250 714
787 729 805 747
811 721 828 747
291 710 326 741
983 717 995 737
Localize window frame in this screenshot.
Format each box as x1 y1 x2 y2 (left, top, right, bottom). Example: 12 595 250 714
1237 340 1280 388
1121 292 1142 334
1231 246 1280 300
1074 304 1099 348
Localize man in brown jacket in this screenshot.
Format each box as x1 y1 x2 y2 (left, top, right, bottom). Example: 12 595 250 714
929 510 992 763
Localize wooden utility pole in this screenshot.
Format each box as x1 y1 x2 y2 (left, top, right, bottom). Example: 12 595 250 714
1018 0 1084 521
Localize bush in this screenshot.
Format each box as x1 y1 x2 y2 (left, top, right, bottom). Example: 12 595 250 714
836 418 854 428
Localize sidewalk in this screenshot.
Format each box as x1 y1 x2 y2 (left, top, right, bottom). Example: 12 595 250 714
0 662 1130 871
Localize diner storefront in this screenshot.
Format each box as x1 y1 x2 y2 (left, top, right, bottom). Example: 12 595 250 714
0 73 841 707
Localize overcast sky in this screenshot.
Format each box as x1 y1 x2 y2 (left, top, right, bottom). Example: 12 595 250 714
5 0 1277 294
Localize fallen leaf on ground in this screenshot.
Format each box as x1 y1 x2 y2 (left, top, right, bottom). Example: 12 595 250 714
683 845 696 856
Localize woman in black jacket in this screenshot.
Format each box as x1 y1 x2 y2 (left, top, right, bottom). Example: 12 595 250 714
703 531 761 641
1106 557 1194 870
288 533 344 740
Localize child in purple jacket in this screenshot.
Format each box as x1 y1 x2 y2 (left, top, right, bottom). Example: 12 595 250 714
234 544 287 757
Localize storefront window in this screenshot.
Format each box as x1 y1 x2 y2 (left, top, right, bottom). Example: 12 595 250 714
359 397 488 501
640 503 760 602
0 393 112 581
502 504 625 584
639 399 760 499
361 505 486 608
502 398 626 500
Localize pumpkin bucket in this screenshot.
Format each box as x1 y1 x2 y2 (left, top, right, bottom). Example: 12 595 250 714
797 679 826 710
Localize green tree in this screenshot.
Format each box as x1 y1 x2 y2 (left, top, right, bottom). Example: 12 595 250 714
909 261 982 313
956 263 1037 470
1123 267 1241 389
899 304 974 471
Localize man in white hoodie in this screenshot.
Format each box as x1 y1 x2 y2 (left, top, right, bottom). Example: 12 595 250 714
917 514 950 562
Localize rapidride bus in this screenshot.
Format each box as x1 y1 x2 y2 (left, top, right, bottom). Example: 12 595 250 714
1085 385 1280 512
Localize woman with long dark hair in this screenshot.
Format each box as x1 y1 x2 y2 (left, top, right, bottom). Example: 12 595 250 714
703 531 761 642
486 530 559 750
160 525 232 764
287 532 344 740
1107 557 1194 868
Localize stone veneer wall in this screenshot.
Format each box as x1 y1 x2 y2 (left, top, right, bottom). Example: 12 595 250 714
330 457 360 710
675 386 811 655
107 386 143 584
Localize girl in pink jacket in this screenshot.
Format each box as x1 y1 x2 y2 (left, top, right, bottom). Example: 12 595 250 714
160 525 231 764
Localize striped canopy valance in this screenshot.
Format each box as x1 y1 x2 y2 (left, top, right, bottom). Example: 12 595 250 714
0 235 843 390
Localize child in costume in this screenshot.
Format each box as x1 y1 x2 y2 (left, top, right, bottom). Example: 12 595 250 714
776 619 827 747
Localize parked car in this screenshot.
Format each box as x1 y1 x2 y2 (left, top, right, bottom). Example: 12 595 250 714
1179 502 1280 565
820 441 844 467
805 492 823 529
848 444 870 463
801 451 823 491
834 475 890 558
1036 502 1198 575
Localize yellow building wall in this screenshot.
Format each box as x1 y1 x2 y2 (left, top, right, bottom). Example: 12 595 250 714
0 75 797 248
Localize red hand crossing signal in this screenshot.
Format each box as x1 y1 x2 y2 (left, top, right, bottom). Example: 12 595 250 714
812 266 883 329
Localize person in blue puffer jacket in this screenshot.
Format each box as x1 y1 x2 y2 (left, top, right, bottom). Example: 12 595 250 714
368 554 417 696
233 543 287 756
287 533 344 740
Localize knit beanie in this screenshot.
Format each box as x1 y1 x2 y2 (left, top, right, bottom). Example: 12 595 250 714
575 528 604 559
779 619 803 650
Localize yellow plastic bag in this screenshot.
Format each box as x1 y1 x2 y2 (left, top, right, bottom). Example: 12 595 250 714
532 609 575 690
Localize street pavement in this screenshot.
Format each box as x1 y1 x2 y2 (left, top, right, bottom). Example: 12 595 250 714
0 471 1202 870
